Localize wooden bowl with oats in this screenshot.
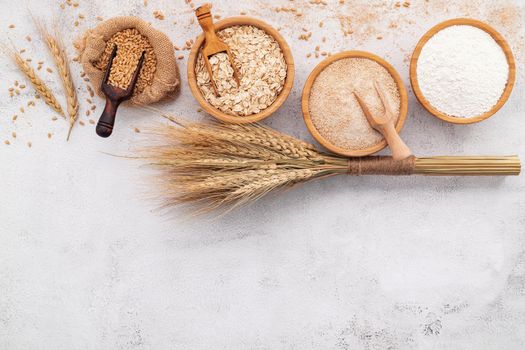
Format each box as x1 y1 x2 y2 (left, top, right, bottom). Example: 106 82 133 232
188 16 295 124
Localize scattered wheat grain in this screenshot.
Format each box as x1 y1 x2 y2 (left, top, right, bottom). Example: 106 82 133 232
153 10 165 20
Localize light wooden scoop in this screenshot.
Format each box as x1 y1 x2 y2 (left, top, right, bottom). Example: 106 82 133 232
353 82 412 160
195 3 240 96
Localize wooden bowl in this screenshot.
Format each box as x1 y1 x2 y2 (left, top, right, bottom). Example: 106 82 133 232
301 51 408 157
410 18 516 124
188 16 295 124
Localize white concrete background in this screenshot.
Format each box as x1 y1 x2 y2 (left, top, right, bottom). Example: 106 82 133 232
1 0 524 349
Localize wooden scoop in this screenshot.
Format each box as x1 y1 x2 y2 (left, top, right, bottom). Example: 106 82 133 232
195 3 240 96
96 45 145 138
353 82 412 160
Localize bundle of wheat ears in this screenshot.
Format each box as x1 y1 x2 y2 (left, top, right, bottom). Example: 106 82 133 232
4 18 78 140
138 114 520 214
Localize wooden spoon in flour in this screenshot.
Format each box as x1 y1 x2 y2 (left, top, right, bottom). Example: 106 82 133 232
353 82 412 160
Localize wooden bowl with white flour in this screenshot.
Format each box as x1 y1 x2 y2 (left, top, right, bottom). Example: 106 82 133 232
302 51 408 157
410 18 516 124
188 16 294 124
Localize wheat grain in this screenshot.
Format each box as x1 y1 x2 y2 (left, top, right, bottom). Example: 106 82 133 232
94 28 157 94
153 10 165 20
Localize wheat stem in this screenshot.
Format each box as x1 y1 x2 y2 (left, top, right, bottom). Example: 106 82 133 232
35 20 79 141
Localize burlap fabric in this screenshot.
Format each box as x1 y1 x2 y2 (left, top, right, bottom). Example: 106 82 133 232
75 16 180 105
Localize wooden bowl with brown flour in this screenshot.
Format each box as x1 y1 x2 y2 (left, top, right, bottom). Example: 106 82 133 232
188 16 295 124
302 51 408 157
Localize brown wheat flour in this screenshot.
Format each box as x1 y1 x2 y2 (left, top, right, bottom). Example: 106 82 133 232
308 57 400 150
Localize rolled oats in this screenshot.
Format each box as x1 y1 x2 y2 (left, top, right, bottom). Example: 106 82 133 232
195 25 287 117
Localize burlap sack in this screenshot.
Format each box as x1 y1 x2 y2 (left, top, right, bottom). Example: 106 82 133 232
75 16 180 105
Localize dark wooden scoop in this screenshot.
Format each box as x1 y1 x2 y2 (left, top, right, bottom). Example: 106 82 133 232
96 45 145 138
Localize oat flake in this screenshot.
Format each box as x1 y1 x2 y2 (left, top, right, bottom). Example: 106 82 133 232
196 25 287 117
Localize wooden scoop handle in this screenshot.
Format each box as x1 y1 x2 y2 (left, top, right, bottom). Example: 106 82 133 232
196 4 219 43
382 123 412 161
96 99 121 138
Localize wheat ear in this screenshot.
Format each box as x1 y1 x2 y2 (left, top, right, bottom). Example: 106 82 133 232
138 115 520 215
9 50 65 117
138 117 347 214
36 21 79 140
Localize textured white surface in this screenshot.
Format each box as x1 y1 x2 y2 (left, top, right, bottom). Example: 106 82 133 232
417 25 509 118
1 1 524 349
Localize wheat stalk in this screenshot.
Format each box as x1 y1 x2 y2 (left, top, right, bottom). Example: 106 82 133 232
139 116 348 214
8 49 65 118
135 114 520 215
414 156 521 175
35 20 79 141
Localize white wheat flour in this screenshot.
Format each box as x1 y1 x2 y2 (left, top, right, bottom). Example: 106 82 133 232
416 25 509 118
